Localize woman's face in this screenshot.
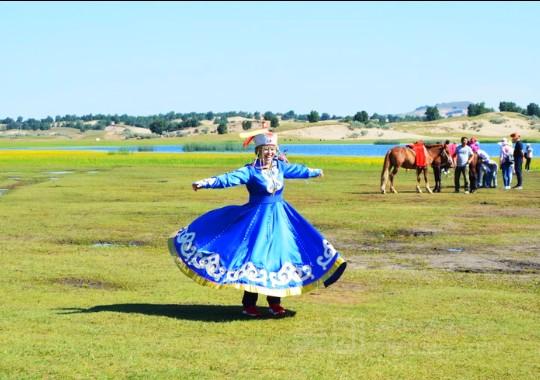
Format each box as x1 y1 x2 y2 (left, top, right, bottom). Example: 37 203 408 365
259 144 276 163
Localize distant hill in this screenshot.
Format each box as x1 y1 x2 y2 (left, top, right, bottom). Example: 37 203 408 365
2 111 539 143
404 101 473 118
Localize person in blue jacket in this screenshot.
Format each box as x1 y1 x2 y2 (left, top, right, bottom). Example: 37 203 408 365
168 130 346 317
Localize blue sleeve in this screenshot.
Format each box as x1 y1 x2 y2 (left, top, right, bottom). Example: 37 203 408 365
281 161 321 179
195 166 251 189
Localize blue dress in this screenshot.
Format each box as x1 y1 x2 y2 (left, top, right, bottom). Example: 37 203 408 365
168 158 347 297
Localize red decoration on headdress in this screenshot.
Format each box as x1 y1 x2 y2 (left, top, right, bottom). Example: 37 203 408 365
242 136 255 148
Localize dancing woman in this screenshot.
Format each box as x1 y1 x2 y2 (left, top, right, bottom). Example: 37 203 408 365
168 130 346 317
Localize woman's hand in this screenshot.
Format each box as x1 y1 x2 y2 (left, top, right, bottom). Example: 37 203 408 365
318 169 324 178
192 182 202 191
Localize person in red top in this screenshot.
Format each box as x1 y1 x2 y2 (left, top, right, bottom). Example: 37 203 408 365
468 136 480 153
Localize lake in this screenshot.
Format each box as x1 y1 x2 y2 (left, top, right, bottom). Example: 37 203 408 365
2 143 538 158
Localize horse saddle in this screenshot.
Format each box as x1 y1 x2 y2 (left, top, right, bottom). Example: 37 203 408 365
407 143 427 168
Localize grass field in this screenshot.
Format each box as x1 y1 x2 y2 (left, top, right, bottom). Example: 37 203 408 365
1 151 539 379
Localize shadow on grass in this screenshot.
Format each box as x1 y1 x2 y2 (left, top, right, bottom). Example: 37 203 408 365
57 303 296 322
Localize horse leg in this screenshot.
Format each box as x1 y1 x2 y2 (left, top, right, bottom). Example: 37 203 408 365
416 168 422 193
380 151 392 194
424 168 433 194
433 165 441 192
389 167 399 193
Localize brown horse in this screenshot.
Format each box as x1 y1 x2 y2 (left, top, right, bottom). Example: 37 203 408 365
432 145 456 192
433 148 479 193
380 144 453 194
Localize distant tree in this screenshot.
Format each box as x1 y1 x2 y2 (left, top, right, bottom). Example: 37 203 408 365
149 120 167 135
320 112 330 121
282 110 296 120
467 102 494 117
353 111 369 123
217 117 228 134
163 111 175 121
402 115 424 122
24 118 38 130
95 120 108 130
242 120 252 130
307 110 320 123
499 101 523 113
6 121 19 130
370 113 387 124
270 116 279 128
76 121 87 132
386 114 401 123
263 111 274 121
253 111 261 120
526 103 540 117
205 111 214 120
217 124 227 134
424 106 441 121
148 120 167 135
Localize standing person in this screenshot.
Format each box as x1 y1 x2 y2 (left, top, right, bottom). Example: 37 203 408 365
169 130 346 317
499 138 514 190
453 136 474 193
525 143 533 171
476 149 491 188
510 133 524 189
485 159 499 188
468 136 480 153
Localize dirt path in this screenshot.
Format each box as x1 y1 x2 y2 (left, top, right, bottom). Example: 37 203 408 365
346 242 540 274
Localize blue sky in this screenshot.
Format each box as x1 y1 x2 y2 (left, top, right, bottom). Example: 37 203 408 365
1 1 539 118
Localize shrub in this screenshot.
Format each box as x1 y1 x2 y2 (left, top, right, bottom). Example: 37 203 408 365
490 117 506 124
366 121 380 129
374 140 400 145
182 143 243 152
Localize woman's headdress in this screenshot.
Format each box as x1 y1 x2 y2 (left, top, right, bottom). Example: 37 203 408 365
239 123 287 163
239 122 278 148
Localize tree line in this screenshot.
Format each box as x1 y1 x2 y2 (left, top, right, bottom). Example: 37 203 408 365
424 101 540 121
2 101 539 135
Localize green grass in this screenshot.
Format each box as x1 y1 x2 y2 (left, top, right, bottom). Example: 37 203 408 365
1 151 539 379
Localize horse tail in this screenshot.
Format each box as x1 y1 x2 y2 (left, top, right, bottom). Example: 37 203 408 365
380 150 392 193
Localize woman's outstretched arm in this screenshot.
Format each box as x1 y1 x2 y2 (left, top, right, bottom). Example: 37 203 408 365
192 166 251 191
281 161 323 179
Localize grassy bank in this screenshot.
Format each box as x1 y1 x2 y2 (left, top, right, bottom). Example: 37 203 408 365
0 151 539 379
